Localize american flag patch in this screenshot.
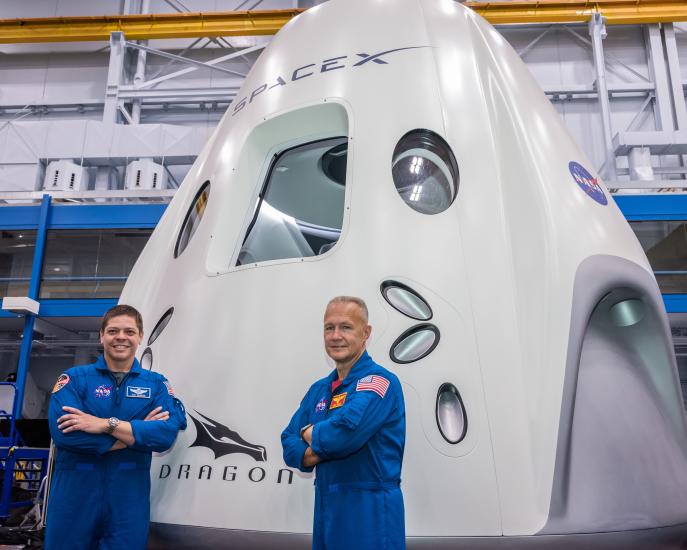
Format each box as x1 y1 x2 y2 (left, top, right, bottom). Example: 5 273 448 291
163 381 174 396
356 375 390 398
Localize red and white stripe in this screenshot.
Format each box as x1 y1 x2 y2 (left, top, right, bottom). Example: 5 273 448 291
356 375 390 398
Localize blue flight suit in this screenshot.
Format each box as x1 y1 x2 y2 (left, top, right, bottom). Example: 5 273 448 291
45 355 187 550
282 351 406 550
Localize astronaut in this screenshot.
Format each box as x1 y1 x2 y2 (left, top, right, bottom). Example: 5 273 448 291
45 304 187 550
282 296 406 550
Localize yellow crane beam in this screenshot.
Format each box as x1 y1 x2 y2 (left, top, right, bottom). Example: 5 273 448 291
0 2 685 44
0 9 304 44
466 0 687 26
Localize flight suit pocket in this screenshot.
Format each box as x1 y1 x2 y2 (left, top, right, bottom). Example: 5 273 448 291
337 392 372 429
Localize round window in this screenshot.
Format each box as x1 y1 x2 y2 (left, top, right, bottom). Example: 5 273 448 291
391 130 459 215
175 181 210 258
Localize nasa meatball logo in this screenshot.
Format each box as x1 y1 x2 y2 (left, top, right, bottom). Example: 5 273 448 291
569 161 607 205
188 410 267 461
94 385 112 399
315 398 327 412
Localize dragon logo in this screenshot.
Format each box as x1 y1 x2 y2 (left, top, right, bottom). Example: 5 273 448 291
188 410 267 462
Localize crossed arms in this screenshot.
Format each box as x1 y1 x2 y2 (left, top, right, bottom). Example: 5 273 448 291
57 405 169 452
49 374 186 455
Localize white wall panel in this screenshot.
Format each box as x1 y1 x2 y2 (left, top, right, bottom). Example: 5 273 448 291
0 0 121 18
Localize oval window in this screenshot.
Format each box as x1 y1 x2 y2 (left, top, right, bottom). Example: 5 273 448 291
141 347 153 371
609 299 645 327
381 281 432 320
390 323 440 364
148 307 174 346
436 383 467 444
391 129 459 215
175 181 210 258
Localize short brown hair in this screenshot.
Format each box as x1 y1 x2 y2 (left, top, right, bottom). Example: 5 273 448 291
326 296 369 322
101 304 143 334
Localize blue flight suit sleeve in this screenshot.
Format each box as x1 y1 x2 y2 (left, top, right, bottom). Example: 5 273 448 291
129 376 187 453
281 386 315 473
311 380 399 461
48 371 117 456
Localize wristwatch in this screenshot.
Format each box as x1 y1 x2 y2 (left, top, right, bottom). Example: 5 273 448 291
106 417 120 434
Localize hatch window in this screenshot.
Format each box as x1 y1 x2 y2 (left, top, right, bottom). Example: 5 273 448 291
237 137 347 266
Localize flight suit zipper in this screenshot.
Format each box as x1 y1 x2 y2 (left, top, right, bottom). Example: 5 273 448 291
111 372 130 406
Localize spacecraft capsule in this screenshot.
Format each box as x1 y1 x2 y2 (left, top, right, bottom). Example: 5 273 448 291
118 0 687 547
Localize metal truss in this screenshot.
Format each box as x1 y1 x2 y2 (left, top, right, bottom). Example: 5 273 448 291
504 17 687 187
0 5 686 200
103 31 265 124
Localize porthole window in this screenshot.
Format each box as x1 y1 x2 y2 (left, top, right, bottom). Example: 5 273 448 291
390 323 440 364
381 280 432 320
609 299 645 327
175 182 210 258
141 348 153 371
392 129 459 215
148 307 174 346
436 383 467 444
236 137 347 266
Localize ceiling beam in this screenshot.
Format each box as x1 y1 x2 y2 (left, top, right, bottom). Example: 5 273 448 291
0 9 303 43
0 2 685 44
468 0 687 26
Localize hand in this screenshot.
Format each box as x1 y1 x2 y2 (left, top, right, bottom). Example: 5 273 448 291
109 440 127 452
303 447 321 468
58 406 107 434
144 406 169 421
302 425 313 445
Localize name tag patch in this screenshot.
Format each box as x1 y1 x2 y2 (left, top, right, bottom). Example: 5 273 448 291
126 386 151 399
329 392 347 409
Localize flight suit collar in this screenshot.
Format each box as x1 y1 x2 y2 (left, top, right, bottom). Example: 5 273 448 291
327 350 373 388
94 354 142 376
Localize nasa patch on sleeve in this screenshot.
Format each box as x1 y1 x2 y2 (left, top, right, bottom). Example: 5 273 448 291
569 161 607 205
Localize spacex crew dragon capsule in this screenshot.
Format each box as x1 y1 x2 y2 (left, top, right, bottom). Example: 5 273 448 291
118 0 687 547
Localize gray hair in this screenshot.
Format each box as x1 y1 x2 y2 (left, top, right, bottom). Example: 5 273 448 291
326 296 369 322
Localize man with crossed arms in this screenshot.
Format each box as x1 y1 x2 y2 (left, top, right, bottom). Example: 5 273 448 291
46 304 186 549
282 296 406 549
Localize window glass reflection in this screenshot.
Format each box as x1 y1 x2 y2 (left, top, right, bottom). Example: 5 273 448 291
175 182 210 258
436 383 467 444
381 281 432 320
630 221 687 293
237 137 347 266
148 308 173 346
40 229 152 299
0 230 36 298
392 130 459 215
390 324 440 364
